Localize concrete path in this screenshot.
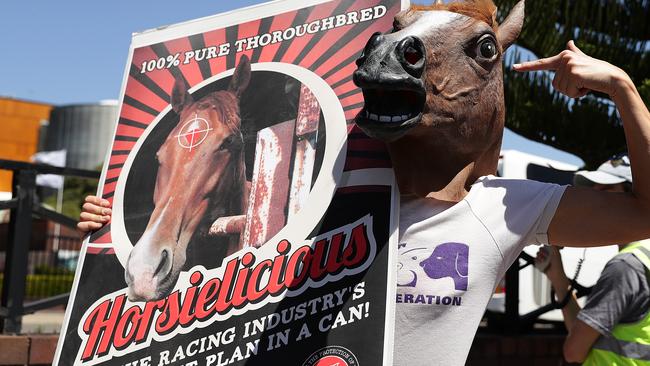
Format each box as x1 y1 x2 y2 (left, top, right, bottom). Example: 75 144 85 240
21 309 65 334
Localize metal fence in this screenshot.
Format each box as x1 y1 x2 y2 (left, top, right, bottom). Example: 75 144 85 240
0 235 81 303
0 159 99 333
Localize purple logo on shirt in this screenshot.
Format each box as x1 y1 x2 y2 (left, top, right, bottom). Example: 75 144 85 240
420 242 469 291
398 242 469 291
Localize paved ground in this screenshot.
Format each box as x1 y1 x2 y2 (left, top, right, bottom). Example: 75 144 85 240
21 309 65 334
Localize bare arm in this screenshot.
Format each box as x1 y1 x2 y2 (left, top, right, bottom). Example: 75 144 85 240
514 41 650 247
564 320 601 363
536 247 581 329
535 247 601 363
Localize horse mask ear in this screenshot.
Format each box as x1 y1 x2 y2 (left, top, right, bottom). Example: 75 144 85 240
228 55 252 97
497 0 525 51
171 76 193 114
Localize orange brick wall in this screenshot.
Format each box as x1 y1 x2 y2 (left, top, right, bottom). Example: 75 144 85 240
0 98 52 192
0 335 57 366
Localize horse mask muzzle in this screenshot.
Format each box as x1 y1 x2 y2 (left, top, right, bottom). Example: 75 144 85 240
354 32 427 141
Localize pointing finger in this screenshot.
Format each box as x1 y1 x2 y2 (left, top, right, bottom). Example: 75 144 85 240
567 40 585 56
513 54 562 72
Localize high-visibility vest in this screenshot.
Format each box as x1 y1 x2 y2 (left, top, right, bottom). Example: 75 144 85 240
583 240 650 366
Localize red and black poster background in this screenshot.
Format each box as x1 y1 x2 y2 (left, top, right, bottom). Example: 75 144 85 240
55 0 403 365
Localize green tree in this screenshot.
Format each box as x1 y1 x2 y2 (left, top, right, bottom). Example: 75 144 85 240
497 0 650 168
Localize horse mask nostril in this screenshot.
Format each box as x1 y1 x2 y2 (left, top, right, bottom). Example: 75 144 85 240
404 45 422 65
397 36 425 78
154 249 170 277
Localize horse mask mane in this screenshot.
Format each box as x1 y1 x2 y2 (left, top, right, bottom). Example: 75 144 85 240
354 0 525 198
410 0 498 30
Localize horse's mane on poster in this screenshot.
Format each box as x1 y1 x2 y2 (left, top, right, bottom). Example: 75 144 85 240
203 92 242 134
409 0 498 29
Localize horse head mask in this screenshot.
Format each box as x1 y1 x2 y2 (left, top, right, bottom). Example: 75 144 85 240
354 0 525 197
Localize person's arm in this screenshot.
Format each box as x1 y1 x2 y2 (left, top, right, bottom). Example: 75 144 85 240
536 247 582 329
564 320 602 363
514 41 650 247
536 247 602 363
77 195 111 233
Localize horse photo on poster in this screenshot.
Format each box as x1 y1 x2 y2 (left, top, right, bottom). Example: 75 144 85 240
116 56 329 301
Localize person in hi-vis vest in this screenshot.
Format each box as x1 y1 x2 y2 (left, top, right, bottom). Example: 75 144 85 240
537 154 650 365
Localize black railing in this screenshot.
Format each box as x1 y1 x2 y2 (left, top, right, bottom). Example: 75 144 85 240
0 159 99 334
0 236 81 301
485 252 592 334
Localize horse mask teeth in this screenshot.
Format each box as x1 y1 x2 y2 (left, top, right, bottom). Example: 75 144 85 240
354 82 425 140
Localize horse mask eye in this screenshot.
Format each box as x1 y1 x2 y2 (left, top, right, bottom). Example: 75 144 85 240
477 37 497 59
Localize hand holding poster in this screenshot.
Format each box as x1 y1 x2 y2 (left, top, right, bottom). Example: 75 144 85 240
55 0 404 365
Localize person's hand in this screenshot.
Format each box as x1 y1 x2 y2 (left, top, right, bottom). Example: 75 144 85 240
513 40 631 99
77 195 112 234
536 246 568 284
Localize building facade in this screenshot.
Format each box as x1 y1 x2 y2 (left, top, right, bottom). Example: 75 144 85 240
43 101 118 171
0 98 53 192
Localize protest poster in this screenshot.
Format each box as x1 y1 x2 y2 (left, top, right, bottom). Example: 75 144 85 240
54 0 405 364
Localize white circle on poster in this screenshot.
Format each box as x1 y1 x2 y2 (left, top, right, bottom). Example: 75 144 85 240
110 62 347 267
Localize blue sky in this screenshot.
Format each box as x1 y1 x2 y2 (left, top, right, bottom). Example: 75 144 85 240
0 1 266 104
0 0 584 166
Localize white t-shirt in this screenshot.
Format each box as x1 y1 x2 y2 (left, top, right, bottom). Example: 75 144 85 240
393 176 566 365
